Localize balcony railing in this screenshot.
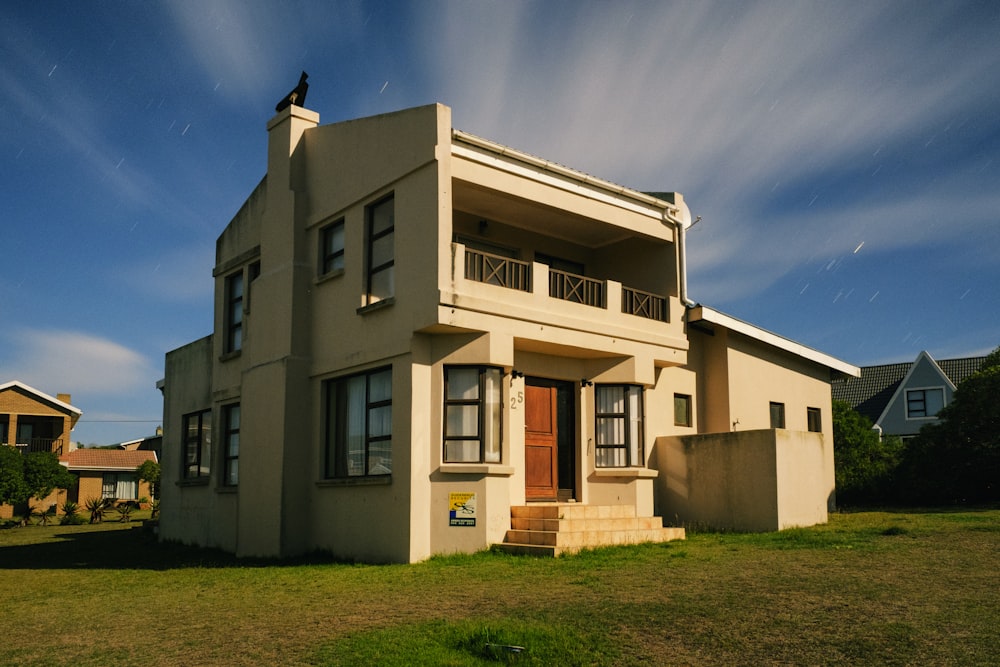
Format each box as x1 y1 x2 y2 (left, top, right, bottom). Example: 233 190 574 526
464 248 531 292
6 438 64 456
622 286 667 322
461 245 669 323
549 269 606 308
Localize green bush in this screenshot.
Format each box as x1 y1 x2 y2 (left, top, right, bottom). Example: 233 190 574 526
832 400 905 505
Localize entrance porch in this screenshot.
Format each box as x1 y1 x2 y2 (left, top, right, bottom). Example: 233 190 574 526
497 503 685 556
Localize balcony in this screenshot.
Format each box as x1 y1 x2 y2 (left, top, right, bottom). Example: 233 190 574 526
7 438 64 456
462 246 667 322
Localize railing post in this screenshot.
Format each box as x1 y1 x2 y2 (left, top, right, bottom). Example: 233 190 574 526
607 280 623 314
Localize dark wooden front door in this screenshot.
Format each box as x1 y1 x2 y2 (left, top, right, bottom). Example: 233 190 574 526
525 378 560 501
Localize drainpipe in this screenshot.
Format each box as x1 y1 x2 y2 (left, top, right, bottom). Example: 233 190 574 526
663 195 698 308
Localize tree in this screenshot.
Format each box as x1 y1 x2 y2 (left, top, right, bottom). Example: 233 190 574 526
0 448 75 510
0 445 29 506
136 459 160 499
899 348 1000 503
832 400 905 505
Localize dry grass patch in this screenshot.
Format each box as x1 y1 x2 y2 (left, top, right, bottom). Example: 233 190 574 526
0 508 996 665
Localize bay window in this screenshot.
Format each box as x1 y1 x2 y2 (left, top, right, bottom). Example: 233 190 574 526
443 366 502 463
595 385 644 467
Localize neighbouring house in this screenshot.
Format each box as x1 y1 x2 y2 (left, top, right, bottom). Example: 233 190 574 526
119 428 163 460
59 448 157 507
159 102 859 562
832 350 986 439
0 380 82 518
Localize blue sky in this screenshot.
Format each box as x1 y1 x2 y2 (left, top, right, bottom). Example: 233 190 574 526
2 1 998 445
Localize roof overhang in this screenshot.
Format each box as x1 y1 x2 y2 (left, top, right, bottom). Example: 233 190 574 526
0 380 83 416
688 305 861 378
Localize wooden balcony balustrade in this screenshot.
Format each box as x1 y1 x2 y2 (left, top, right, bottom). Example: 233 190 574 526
548 269 605 308
622 286 667 322
464 248 531 292
461 245 668 322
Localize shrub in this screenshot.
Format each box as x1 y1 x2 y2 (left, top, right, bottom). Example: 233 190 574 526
86 497 113 524
60 501 86 526
115 502 134 523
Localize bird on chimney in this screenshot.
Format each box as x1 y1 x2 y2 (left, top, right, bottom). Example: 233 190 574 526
275 71 309 112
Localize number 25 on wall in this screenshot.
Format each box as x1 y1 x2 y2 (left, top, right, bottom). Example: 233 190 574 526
510 391 523 410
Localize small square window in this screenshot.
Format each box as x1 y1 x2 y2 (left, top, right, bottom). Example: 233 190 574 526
674 393 692 427
769 402 786 429
807 407 822 433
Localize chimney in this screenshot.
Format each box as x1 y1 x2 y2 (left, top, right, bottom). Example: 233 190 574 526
57 393 71 405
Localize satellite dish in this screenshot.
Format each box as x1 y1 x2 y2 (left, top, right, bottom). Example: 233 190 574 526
673 198 692 228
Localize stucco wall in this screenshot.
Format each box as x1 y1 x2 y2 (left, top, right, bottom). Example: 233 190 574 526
655 429 831 532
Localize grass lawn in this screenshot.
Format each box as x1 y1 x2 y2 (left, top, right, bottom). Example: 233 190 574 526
0 508 997 666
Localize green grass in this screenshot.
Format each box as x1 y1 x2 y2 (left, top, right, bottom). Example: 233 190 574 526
0 508 997 665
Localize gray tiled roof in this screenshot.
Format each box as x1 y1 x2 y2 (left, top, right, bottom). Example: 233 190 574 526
831 355 986 423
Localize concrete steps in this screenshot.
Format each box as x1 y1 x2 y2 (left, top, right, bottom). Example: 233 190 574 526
497 504 685 556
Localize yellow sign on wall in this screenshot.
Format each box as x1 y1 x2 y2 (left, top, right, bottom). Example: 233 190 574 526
449 492 477 527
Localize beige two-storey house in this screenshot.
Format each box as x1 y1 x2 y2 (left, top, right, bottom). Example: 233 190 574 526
160 102 858 562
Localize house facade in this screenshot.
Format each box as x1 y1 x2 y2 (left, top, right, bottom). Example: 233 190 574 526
60 449 157 506
832 350 986 439
0 381 82 518
160 102 858 562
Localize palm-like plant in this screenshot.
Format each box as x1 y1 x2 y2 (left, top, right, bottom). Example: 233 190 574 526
60 500 82 525
115 502 134 523
85 497 112 524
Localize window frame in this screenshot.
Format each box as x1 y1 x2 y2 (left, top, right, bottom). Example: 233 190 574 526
807 407 822 433
224 270 244 354
182 409 213 480
365 195 395 306
906 387 944 419
324 366 393 479
222 403 240 486
320 218 346 276
769 402 786 429
674 393 692 427
442 365 503 464
594 384 645 468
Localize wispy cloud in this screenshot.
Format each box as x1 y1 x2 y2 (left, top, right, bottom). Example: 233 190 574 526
2 329 157 397
421 1 1000 308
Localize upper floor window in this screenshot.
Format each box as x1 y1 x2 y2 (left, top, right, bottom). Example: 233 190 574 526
182 409 212 479
320 219 345 275
595 385 644 467
366 195 394 305
325 367 392 478
770 402 786 429
807 407 822 433
224 271 244 353
906 388 944 418
443 366 502 464
222 403 240 486
674 393 692 427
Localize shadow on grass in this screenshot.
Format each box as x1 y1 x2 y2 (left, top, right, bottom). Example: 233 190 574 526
0 523 339 570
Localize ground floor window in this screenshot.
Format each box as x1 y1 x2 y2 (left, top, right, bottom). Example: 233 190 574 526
443 366 502 463
183 409 212 479
222 403 240 486
595 385 644 467
325 367 392 477
102 473 138 500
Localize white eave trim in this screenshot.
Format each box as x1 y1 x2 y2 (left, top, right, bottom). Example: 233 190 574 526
689 305 860 377
0 381 83 416
451 130 685 226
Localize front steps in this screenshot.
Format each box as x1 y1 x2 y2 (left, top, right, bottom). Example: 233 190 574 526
497 504 685 556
